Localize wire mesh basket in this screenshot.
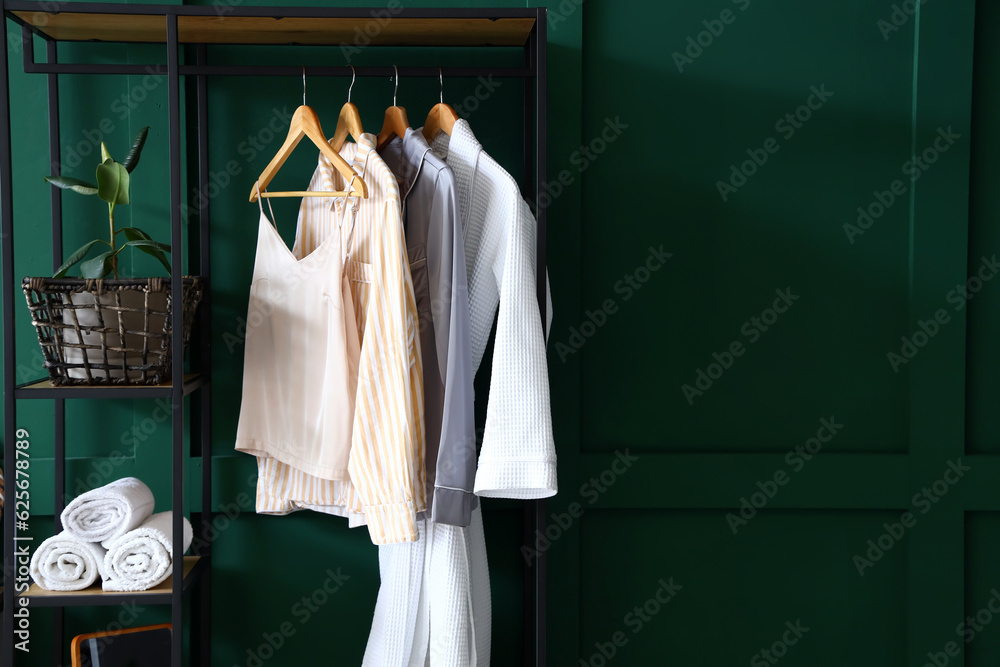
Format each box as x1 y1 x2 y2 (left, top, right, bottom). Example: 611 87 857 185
22 277 203 386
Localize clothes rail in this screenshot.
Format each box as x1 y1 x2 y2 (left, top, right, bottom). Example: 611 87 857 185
24 61 536 80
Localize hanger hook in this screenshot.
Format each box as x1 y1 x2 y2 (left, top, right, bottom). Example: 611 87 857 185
393 64 398 107
302 66 306 106
438 67 443 104
347 65 356 103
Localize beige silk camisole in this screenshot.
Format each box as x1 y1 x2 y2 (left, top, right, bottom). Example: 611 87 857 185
234 186 361 481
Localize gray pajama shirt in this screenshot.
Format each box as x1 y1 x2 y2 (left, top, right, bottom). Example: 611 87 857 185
380 128 477 527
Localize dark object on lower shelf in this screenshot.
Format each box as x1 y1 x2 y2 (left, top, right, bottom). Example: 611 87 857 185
72 623 171 667
21 276 203 386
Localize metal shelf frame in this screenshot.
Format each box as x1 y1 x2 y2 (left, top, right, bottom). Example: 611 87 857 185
0 4 548 667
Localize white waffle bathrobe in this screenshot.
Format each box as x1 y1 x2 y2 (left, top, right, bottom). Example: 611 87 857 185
363 119 556 666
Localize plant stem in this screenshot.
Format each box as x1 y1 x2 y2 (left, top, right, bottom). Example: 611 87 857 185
108 201 118 279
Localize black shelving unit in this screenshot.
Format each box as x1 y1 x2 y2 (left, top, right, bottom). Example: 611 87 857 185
0 4 548 667
0 4 217 667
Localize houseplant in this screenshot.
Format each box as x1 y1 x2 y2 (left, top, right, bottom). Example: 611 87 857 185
22 127 202 386
45 127 172 279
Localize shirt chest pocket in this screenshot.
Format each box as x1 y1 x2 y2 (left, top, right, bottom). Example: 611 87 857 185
347 259 374 338
407 245 430 318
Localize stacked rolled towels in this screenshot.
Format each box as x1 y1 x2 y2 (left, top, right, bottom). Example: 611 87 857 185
103 511 193 592
61 476 155 543
28 477 192 592
29 532 106 591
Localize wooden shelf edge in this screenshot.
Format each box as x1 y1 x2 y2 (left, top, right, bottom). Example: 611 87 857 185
14 373 203 397
8 11 536 47
19 556 202 606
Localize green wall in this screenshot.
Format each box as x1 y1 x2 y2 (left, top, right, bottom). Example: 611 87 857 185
550 0 998 665
6 0 999 665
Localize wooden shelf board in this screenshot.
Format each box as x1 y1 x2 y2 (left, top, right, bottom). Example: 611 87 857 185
17 372 199 392
11 12 536 47
22 556 198 599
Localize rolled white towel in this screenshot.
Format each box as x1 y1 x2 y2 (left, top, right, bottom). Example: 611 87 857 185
29 532 107 591
102 512 193 592
62 477 155 546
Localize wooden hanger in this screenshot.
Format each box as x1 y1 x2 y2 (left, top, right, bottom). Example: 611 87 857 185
376 65 412 151
423 68 459 142
331 65 365 152
249 68 367 202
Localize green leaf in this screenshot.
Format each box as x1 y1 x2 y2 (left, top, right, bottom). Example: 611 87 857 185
124 239 172 274
79 250 115 279
125 239 170 252
96 159 130 206
53 239 103 278
122 126 149 173
120 226 152 242
100 141 112 163
44 175 98 195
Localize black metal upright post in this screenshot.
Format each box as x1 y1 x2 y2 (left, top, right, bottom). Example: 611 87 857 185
535 11 548 334
521 20 538 667
1 0 17 661
523 30 536 206
46 39 61 277
166 12 184 667
45 34 66 667
194 42 212 667
520 10 549 667
534 10 548 667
